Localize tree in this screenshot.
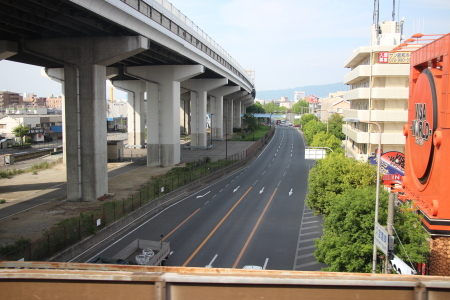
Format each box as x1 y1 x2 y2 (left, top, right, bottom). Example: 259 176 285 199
306 152 377 216
310 131 343 153
327 113 345 140
246 102 264 114
299 113 318 127
262 102 279 114
291 100 309 114
315 186 430 273
242 113 259 133
278 106 289 113
315 186 388 273
12 124 30 145
303 119 326 145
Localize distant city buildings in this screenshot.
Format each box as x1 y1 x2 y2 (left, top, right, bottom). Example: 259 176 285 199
318 91 349 122
294 91 305 102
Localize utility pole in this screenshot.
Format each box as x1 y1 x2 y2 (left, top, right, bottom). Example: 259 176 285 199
385 190 395 273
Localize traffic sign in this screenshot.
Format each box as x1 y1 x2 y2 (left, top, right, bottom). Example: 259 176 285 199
374 222 389 255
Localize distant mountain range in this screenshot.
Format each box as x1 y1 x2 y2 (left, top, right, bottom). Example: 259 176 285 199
255 82 348 100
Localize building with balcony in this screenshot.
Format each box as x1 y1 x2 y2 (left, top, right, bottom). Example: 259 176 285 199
343 20 409 161
0 91 23 112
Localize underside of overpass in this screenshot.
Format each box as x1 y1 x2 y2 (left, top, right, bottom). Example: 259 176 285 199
0 0 255 201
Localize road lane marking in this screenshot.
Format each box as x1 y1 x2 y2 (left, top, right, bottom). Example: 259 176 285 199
182 187 253 267
232 188 278 268
197 191 210 198
259 187 264 194
263 258 269 270
204 201 209 205
253 180 258 185
233 186 240 193
289 189 293 196
261 171 266 175
162 208 201 242
205 254 218 268
277 181 281 187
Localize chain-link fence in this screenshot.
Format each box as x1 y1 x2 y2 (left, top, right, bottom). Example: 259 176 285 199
0 127 274 261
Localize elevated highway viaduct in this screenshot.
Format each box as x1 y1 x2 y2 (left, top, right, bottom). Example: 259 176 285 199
0 0 255 201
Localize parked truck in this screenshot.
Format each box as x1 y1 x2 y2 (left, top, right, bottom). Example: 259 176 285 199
92 239 170 266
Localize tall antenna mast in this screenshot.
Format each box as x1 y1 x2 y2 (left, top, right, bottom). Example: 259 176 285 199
392 0 396 21
373 0 379 27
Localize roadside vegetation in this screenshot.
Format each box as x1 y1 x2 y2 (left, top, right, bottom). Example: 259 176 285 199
302 113 429 273
0 159 62 179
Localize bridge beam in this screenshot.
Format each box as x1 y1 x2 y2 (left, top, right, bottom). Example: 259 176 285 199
27 36 148 201
181 79 228 148
209 86 240 140
0 40 18 60
112 80 147 148
125 65 204 166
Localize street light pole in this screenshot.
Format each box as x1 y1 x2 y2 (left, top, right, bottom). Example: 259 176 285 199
344 118 382 273
367 120 382 274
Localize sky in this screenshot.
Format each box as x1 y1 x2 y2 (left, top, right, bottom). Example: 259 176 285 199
0 0 449 98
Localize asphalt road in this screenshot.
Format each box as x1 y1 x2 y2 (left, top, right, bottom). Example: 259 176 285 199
80 127 327 271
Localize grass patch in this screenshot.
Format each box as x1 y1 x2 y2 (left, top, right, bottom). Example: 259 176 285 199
0 158 62 179
239 126 271 141
0 199 6 204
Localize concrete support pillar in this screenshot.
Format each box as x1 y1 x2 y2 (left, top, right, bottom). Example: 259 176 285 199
113 80 146 148
125 65 204 166
27 36 147 201
233 98 243 128
180 91 190 135
209 86 240 140
233 94 251 129
181 78 227 148
224 91 246 138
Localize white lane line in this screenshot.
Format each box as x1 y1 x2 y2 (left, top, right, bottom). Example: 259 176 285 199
297 245 316 251
262 171 266 175
205 254 218 268
197 191 210 198
296 253 315 259
253 180 258 185
263 258 269 270
233 186 240 193
204 201 209 205
296 261 320 268
259 187 265 194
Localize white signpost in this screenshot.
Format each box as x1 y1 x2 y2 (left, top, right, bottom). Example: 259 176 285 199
374 222 389 256
305 148 326 160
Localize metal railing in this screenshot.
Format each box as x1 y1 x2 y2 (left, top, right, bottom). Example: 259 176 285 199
118 0 254 89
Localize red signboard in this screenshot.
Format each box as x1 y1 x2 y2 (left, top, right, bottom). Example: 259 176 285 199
378 52 389 63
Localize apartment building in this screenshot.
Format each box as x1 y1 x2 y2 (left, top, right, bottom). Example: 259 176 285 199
319 91 349 122
343 21 409 160
46 95 63 109
23 94 46 107
0 91 23 111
